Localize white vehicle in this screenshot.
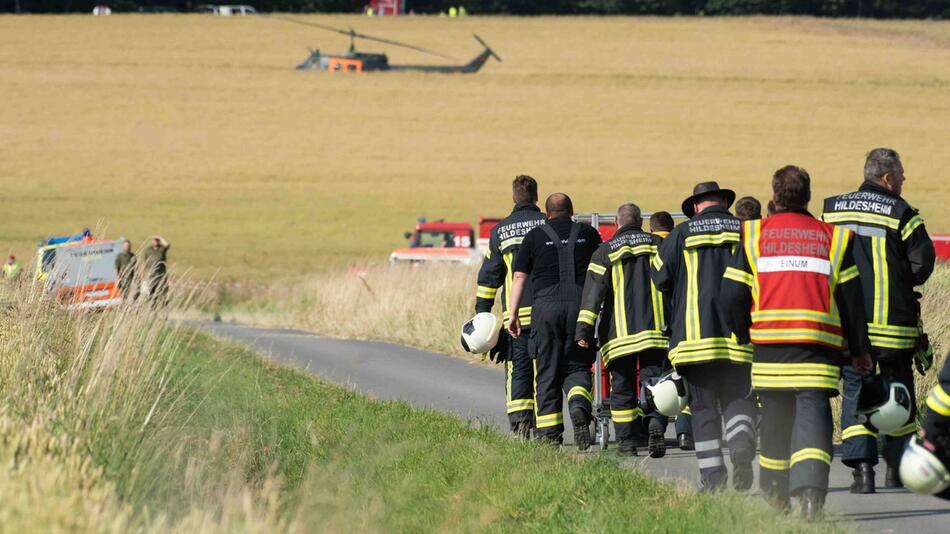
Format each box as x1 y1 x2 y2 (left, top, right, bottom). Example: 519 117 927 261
213 5 257 15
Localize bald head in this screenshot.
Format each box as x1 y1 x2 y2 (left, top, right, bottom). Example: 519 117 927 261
617 203 642 228
545 193 574 219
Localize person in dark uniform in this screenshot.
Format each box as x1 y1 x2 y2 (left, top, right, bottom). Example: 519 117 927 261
822 148 936 493
114 239 137 300
723 165 872 520
652 181 756 492
508 193 602 448
575 203 669 457
142 236 170 307
474 175 547 439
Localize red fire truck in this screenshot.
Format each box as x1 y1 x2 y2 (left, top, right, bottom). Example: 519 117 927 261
368 0 404 15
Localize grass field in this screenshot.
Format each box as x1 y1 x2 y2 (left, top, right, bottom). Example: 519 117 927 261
2 15 950 278
0 287 839 532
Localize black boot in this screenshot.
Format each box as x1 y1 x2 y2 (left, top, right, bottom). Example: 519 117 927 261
850 462 875 494
732 447 754 491
762 479 790 514
885 463 904 489
512 420 531 441
617 438 638 457
799 488 825 521
571 407 591 452
648 418 667 458
677 432 695 451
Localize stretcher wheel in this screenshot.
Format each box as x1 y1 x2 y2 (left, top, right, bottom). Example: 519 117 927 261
596 419 609 450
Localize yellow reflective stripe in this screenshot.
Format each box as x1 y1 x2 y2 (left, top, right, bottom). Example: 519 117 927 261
684 249 700 341
842 424 877 440
750 328 843 347
588 262 607 275
838 265 859 284
724 266 753 287
536 412 564 428
886 422 917 438
601 331 669 364
476 285 498 299
745 220 761 304
669 338 753 366
927 386 950 417
503 252 513 317
901 214 925 241
506 360 513 406
682 406 691 415
823 211 900 230
871 236 888 325
650 278 665 331
651 254 663 270
751 309 840 326
608 244 657 262
499 236 525 250
613 263 628 338
752 375 839 390
578 310 598 326
568 386 592 403
790 448 832 466
759 455 790 471
867 323 919 337
869 335 917 349
612 408 643 423
752 362 840 376
506 399 534 413
684 232 740 248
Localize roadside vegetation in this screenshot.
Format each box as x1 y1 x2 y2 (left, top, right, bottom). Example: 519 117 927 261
0 282 841 532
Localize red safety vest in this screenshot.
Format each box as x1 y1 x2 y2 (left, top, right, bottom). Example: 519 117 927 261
744 213 853 349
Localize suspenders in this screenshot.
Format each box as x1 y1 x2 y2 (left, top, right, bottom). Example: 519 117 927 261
540 222 581 303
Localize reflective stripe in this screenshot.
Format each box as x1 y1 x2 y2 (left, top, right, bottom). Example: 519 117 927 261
837 265 859 284
588 262 607 275
536 412 563 428
684 249 700 341
608 244 656 262
869 335 917 350
751 309 840 326
868 323 919 337
499 236 525 250
669 337 753 366
927 386 950 417
726 414 755 429
744 220 761 304
757 256 831 275
753 375 839 389
723 266 753 286
871 236 888 325
568 386 592 404
752 362 840 390
650 278 665 332
612 408 643 423
698 456 725 469
750 328 843 347
726 424 754 441
822 211 899 230
506 399 534 414
578 310 598 326
502 252 513 320
759 456 790 471
901 214 925 241
651 254 663 270
476 285 498 299
600 330 669 363
886 422 917 438
842 424 877 440
790 448 831 466
684 232 740 248
694 439 722 452
612 263 628 338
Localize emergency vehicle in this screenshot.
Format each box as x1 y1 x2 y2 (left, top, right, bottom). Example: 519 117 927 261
390 221 482 265
35 233 124 310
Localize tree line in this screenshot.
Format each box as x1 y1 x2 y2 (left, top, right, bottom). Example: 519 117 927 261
4 0 950 18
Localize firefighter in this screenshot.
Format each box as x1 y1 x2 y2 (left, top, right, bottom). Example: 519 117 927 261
902 351 950 500
508 193 602 448
822 148 936 493
649 211 694 451
735 196 763 221
575 203 669 457
651 181 756 492
474 175 546 438
115 239 137 300
723 165 872 519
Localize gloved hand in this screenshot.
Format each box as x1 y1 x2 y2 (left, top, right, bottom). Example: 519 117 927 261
488 328 510 364
915 332 934 375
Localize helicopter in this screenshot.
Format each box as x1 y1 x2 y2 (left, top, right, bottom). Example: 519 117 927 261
275 16 501 74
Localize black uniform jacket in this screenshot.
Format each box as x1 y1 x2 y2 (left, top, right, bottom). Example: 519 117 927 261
575 224 669 365
651 205 752 368
822 182 936 356
475 203 546 327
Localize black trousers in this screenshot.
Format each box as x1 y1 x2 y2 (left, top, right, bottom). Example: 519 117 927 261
759 390 833 498
840 353 918 468
530 302 594 442
608 349 666 441
506 332 535 429
675 406 693 436
679 361 756 490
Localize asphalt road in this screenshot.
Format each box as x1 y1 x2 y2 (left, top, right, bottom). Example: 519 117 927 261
200 322 950 533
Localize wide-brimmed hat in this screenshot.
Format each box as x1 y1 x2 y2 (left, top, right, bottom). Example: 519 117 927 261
681 181 736 218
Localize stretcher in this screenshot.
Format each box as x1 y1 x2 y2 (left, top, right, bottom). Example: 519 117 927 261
592 349 612 450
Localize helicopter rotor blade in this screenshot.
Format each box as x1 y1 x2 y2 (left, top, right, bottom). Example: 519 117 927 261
268 15 456 61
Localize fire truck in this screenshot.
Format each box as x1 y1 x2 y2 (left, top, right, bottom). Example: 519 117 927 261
35 232 124 310
368 0 404 15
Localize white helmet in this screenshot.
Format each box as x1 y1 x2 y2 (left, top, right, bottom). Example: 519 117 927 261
856 377 913 434
646 372 689 417
900 437 950 496
460 312 500 354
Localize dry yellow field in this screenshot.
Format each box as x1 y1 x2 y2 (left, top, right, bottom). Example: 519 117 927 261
2 14 949 278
